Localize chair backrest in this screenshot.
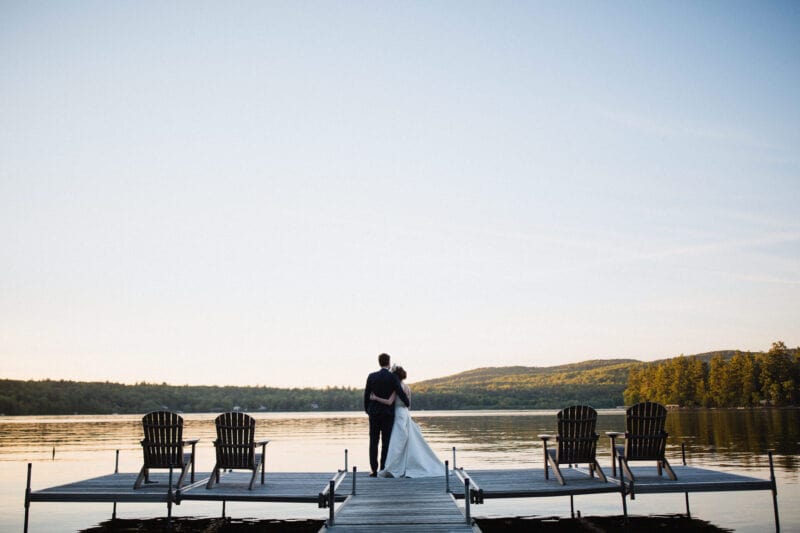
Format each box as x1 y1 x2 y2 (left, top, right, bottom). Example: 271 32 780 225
555 405 599 464
141 410 185 468
624 401 669 460
214 411 257 469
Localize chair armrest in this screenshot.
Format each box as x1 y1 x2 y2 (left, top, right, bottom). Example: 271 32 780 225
605 431 623 438
183 439 199 445
255 440 270 446
538 434 553 442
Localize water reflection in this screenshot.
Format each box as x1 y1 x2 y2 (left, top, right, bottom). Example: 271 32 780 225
1 409 798 470
1 409 798 532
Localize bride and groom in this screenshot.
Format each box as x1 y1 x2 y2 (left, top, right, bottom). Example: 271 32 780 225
364 353 443 478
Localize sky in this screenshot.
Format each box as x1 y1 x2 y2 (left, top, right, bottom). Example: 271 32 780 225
1 1 798 389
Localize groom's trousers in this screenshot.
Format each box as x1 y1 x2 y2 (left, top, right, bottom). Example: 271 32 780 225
369 412 395 473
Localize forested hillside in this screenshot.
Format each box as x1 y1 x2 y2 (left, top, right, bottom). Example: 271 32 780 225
410 359 636 409
1 343 796 415
624 341 799 407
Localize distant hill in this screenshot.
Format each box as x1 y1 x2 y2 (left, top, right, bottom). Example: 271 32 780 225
413 359 638 390
409 359 639 409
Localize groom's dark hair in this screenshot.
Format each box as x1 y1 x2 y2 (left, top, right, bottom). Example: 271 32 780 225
378 353 390 367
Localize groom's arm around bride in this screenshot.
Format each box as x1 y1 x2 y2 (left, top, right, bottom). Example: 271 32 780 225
364 361 409 415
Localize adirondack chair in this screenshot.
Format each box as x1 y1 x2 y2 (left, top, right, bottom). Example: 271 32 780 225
206 411 270 490
134 410 198 489
538 405 607 485
614 401 677 482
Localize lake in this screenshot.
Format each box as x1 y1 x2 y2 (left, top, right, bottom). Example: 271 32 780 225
2 409 798 532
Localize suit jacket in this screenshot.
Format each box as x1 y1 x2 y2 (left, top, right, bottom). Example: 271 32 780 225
364 368 410 415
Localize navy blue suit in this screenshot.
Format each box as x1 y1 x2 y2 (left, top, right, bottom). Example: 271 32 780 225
364 367 410 474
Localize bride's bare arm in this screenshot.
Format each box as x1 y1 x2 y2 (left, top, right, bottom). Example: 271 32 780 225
402 383 411 399
369 391 396 406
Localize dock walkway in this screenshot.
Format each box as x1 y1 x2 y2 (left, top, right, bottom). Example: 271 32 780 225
322 474 476 532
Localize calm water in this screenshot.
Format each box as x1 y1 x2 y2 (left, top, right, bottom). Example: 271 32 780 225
1 409 798 532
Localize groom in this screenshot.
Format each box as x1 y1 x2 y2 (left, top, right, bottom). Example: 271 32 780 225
364 353 410 477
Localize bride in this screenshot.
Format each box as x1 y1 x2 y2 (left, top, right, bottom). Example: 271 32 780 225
370 365 444 478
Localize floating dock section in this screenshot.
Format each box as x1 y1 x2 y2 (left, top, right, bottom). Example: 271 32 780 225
24 452 781 532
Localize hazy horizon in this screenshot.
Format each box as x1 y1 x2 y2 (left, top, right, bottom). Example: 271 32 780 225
2 2 798 389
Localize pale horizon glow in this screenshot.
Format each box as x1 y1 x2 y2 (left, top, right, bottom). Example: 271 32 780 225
1 1 798 388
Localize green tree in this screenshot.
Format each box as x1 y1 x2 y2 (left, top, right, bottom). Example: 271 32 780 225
758 341 795 406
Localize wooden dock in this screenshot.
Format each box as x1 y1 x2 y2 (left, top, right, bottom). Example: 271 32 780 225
322 473 477 532
455 464 779 530
456 465 775 501
24 461 780 532
28 471 345 504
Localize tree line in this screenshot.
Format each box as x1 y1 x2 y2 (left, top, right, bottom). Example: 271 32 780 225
624 341 799 407
0 381 363 416
2 342 796 415
0 379 625 415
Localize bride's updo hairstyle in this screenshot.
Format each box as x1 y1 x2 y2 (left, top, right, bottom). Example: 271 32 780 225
393 366 407 381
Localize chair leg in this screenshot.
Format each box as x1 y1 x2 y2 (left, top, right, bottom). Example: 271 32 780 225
176 462 190 489
546 452 566 485
551 463 566 485
593 460 607 483
662 457 677 480
620 458 636 483
133 466 147 489
206 466 219 489
249 468 258 490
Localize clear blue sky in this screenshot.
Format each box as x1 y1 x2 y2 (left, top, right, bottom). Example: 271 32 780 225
1 1 798 388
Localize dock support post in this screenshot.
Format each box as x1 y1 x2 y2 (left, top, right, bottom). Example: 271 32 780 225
115 450 119 474
618 456 628 524
682 442 690 517
452 446 457 470
352 466 357 495
445 460 450 493
570 494 574 519
24 463 31 533
768 450 780 532
112 502 117 520
464 477 471 525
344 449 348 472
328 480 335 526
222 500 226 518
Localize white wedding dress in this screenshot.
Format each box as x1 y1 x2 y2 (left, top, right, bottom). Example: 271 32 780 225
379 384 444 478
